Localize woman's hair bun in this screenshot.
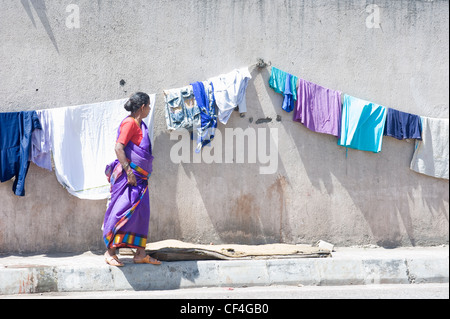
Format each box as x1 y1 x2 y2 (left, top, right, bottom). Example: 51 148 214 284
124 92 150 113
124 100 133 112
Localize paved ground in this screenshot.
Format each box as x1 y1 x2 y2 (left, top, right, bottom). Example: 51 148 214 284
1 283 448 299
1 246 448 296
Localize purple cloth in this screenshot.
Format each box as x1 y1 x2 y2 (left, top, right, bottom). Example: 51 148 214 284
102 118 154 249
293 78 342 137
384 108 422 140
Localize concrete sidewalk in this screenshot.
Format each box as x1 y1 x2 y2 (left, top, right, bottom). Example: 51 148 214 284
0 246 448 295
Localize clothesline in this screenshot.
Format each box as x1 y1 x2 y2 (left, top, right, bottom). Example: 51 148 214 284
1 62 448 200
268 65 448 180
158 63 447 181
266 64 449 125
0 57 444 122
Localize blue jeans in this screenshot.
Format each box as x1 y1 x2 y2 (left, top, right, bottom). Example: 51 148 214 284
164 85 200 131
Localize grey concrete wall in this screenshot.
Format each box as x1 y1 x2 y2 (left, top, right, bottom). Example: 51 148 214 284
0 0 448 253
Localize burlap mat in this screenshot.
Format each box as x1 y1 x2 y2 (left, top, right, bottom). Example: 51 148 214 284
139 239 331 261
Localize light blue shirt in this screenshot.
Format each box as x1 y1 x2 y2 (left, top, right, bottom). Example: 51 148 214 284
338 94 387 153
210 68 252 125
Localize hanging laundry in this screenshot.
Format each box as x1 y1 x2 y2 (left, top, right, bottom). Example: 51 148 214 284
190 81 217 153
383 108 422 140
209 67 252 124
269 66 298 112
31 110 53 171
164 85 201 131
147 93 157 147
281 73 296 112
410 117 449 180
338 94 387 153
47 96 156 200
293 78 342 137
0 111 41 196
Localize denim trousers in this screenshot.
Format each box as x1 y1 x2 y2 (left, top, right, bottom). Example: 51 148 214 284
164 85 200 131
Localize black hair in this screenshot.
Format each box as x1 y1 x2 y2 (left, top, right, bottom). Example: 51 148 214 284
124 92 150 113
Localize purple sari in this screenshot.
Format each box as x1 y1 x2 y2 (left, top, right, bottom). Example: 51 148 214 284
102 118 154 249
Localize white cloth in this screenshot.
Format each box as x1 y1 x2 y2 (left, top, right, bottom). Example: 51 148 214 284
31 110 53 171
147 94 156 147
410 116 449 180
209 67 252 124
47 95 156 200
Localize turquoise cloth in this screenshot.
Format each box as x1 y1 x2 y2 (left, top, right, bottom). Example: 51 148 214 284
269 67 298 101
338 94 387 153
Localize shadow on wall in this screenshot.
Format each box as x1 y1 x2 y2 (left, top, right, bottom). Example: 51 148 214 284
150 124 291 245
289 115 449 248
253 66 449 248
149 66 293 246
148 131 183 243
148 66 448 249
0 164 107 254
21 0 59 53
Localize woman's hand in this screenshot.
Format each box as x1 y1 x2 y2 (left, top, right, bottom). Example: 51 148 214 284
126 170 137 186
115 142 137 187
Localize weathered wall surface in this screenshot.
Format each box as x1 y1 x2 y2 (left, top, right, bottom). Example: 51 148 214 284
0 0 448 253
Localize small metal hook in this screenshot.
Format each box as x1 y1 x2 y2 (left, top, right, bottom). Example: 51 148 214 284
256 58 271 69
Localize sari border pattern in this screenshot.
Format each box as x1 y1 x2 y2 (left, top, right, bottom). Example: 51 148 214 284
103 160 151 249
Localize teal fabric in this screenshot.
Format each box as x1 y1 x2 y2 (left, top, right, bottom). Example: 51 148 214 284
338 94 387 153
269 67 298 101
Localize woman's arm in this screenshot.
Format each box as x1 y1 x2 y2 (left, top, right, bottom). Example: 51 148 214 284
115 142 137 186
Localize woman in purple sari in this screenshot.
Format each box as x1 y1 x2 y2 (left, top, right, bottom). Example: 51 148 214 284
103 92 161 267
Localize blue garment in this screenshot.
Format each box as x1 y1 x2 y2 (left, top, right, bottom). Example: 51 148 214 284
0 111 41 196
282 73 295 113
191 81 218 153
338 94 387 153
164 85 200 131
384 108 422 140
269 67 298 101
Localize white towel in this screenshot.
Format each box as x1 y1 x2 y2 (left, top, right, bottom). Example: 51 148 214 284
47 95 156 200
410 117 449 180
